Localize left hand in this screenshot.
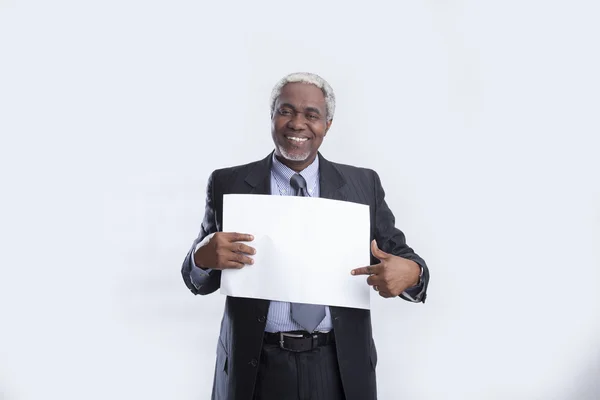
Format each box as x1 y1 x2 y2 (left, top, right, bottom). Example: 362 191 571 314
351 240 421 298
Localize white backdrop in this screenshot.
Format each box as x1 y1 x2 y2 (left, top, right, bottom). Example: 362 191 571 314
1 0 599 399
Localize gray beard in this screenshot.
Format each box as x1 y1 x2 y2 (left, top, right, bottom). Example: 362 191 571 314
277 144 311 162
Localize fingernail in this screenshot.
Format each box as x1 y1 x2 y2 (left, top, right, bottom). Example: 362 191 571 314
351 270 355 275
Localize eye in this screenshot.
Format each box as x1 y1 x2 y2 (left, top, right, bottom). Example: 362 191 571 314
307 114 319 120
279 109 292 116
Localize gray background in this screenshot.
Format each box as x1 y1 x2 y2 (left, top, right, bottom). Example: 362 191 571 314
1 0 599 399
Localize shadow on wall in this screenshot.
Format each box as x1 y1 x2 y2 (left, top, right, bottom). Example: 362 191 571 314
562 350 600 400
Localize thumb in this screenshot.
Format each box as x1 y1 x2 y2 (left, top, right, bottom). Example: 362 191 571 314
371 239 389 260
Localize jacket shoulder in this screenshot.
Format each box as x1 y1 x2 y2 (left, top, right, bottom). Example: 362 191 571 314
211 159 261 181
328 160 379 183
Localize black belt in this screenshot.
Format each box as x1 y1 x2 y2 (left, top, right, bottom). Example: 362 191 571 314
264 331 335 352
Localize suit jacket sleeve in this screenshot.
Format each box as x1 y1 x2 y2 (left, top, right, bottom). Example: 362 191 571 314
181 171 222 295
372 170 429 303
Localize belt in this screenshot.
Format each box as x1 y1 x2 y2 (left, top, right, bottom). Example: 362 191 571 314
263 331 335 352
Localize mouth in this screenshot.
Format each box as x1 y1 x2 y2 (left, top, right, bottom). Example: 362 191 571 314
284 135 309 144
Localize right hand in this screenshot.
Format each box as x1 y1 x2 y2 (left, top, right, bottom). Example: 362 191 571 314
194 232 256 270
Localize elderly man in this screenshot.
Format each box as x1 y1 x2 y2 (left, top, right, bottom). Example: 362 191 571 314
181 72 429 400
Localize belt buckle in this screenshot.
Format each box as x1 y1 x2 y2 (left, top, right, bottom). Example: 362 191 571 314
279 332 304 351
279 332 319 352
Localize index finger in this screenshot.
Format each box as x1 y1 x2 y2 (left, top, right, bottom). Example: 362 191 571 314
351 264 382 276
225 232 254 242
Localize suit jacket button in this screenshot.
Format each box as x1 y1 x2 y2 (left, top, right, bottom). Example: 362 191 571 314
249 359 258 367
257 316 266 323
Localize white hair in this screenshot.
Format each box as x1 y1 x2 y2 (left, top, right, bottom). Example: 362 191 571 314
269 72 336 122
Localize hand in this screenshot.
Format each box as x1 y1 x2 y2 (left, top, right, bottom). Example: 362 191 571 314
194 232 256 270
351 240 421 298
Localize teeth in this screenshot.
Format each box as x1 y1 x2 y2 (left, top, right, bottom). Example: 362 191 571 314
287 136 307 142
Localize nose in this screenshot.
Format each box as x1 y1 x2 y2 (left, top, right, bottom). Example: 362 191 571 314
286 113 306 131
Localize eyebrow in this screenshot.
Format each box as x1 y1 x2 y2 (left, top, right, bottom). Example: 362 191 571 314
279 103 322 115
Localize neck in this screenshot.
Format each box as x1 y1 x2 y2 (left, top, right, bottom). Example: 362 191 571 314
275 153 317 173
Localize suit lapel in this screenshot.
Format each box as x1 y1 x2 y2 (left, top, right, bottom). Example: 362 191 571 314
245 151 346 199
244 152 273 195
318 152 347 202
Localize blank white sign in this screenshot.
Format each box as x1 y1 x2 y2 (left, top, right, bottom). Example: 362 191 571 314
221 194 371 309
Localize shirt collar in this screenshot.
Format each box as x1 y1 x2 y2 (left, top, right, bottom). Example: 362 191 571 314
271 152 320 191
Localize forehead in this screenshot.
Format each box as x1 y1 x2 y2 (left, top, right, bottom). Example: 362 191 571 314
275 82 326 110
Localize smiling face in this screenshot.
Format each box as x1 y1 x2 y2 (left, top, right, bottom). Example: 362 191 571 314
271 82 332 172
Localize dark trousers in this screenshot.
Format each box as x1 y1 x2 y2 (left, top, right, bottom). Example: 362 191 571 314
253 343 346 400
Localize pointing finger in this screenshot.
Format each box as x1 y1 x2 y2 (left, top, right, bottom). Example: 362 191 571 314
351 264 382 276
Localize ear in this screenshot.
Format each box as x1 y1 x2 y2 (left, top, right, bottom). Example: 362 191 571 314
324 119 333 136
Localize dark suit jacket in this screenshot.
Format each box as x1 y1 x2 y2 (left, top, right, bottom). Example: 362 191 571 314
181 152 429 400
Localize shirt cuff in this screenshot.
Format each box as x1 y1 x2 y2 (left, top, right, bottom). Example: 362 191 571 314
401 263 425 302
189 233 215 289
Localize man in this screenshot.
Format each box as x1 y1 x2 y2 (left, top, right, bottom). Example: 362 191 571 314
181 72 430 400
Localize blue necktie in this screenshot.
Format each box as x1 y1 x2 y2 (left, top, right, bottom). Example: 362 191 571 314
289 173 326 332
